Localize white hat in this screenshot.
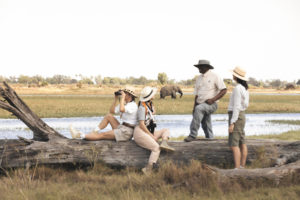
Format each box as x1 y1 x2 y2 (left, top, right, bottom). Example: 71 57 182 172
139 86 157 102
231 66 248 81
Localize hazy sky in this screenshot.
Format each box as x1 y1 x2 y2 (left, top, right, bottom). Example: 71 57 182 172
1 0 299 81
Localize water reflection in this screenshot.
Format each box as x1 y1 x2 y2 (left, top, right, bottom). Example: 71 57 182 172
1 113 300 139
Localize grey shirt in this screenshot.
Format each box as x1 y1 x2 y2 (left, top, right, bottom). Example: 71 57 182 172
137 105 147 121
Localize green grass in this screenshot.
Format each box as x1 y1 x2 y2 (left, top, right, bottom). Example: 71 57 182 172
1 94 300 118
267 120 300 125
248 130 300 141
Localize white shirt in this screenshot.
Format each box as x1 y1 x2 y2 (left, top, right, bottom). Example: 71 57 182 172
114 101 138 125
194 70 227 104
228 84 249 124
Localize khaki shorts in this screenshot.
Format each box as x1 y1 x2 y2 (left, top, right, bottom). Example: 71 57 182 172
228 111 246 147
114 125 134 142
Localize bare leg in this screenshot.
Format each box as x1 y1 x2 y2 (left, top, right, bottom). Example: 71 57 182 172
84 130 115 141
231 146 241 169
98 113 120 130
240 144 248 167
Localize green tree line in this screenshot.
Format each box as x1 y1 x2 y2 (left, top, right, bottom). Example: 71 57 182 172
0 74 299 89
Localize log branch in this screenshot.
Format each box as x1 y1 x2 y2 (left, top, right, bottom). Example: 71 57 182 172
0 82 66 141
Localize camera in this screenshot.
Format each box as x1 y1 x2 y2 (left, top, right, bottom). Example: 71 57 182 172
114 90 122 96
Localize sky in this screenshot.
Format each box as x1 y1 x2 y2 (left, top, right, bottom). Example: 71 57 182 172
0 0 300 82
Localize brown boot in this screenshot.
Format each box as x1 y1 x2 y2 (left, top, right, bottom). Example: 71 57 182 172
160 140 175 152
142 164 153 175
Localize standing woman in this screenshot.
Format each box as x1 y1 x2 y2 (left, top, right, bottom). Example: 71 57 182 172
134 86 175 174
228 67 249 169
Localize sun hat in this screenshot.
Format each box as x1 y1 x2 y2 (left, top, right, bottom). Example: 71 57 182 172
231 66 248 81
194 59 214 69
139 86 157 102
123 86 138 98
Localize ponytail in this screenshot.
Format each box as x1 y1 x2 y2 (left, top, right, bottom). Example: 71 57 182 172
236 78 248 90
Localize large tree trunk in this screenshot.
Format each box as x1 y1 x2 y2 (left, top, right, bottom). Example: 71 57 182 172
1 82 300 185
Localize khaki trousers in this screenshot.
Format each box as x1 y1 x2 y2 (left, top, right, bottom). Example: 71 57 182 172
133 126 170 164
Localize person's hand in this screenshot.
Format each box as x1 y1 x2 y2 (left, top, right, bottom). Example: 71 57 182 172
120 91 126 99
152 135 158 142
205 99 215 105
229 124 234 134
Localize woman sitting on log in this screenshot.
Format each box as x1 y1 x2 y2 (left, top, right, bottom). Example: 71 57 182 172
133 86 175 175
70 87 138 141
228 67 249 169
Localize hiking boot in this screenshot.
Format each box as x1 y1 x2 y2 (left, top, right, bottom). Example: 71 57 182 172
69 125 81 139
184 135 196 142
160 140 175 152
142 164 153 176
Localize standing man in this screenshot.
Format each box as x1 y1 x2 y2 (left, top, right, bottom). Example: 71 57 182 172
184 60 227 142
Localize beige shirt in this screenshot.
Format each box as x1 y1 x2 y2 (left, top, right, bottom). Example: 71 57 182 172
194 70 226 104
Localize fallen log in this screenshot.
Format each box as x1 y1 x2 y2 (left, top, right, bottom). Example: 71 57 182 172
0 82 300 185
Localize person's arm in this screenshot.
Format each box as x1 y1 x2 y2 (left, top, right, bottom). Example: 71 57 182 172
229 87 241 133
119 91 126 113
205 88 227 105
139 120 157 141
193 95 198 114
109 95 119 114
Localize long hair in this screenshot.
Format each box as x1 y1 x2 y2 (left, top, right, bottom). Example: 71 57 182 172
236 77 248 90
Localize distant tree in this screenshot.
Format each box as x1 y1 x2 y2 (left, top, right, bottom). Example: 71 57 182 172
133 76 147 85
31 75 45 86
248 77 260 87
46 75 70 84
297 79 300 85
269 79 282 88
70 79 78 84
102 77 110 85
94 75 102 85
18 75 32 85
157 72 168 85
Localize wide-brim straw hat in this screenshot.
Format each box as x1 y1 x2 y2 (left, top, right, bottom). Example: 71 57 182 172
139 86 157 102
194 59 214 69
123 86 138 98
230 66 248 81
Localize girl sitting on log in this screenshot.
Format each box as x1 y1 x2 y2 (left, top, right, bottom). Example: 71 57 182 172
133 86 175 175
228 67 249 169
70 87 138 141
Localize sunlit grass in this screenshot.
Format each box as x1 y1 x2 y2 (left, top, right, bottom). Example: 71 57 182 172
1 160 300 200
248 130 300 141
1 94 300 118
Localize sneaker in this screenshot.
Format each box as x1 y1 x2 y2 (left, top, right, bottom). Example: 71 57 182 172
184 135 196 142
69 125 81 139
160 140 175 152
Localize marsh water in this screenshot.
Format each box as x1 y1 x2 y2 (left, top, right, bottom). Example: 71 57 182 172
1 113 300 139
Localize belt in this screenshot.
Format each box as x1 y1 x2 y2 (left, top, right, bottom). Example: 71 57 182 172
122 122 135 129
